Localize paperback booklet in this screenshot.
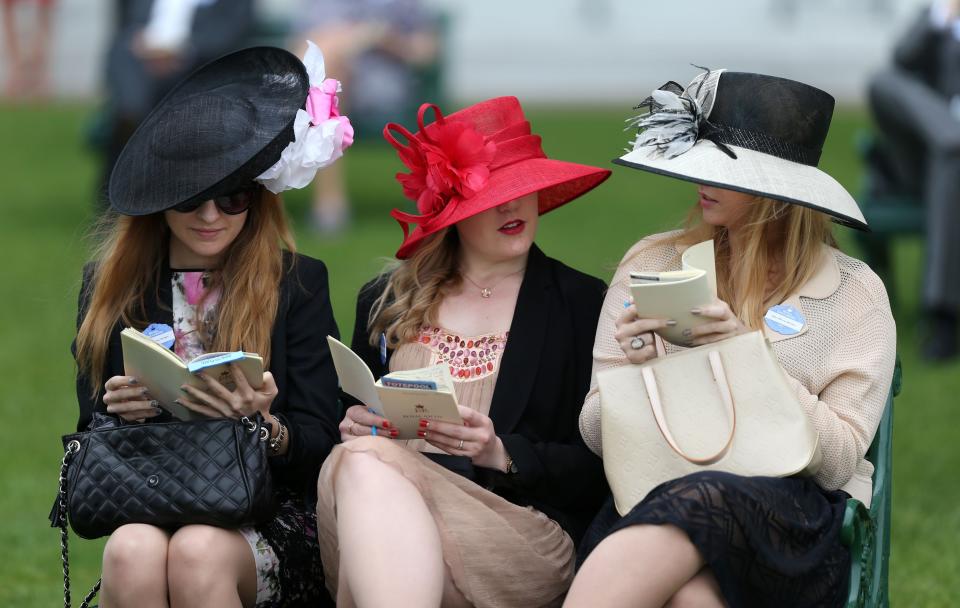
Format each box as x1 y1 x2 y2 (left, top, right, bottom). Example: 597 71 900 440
630 239 717 345
120 327 264 421
326 336 462 439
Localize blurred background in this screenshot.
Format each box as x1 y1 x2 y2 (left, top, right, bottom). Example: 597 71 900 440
2 0 957 604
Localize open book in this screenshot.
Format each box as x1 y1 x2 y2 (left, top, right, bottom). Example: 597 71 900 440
326 336 462 439
120 327 264 421
630 239 717 346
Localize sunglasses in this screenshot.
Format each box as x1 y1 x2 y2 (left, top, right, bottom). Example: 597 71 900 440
171 185 260 215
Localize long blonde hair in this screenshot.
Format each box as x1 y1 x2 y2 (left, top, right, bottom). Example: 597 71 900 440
661 196 837 329
75 190 296 397
368 228 462 348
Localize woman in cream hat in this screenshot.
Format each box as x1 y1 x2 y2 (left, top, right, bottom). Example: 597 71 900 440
566 70 895 607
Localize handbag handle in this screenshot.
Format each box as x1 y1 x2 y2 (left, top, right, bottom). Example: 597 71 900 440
57 440 101 608
642 350 737 465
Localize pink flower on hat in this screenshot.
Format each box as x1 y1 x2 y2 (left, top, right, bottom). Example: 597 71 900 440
396 121 497 214
306 79 354 148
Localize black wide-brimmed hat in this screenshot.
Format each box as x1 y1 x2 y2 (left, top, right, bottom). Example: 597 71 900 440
616 69 867 231
109 46 310 215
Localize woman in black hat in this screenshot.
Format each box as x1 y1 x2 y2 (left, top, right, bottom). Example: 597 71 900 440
72 44 352 607
565 70 896 607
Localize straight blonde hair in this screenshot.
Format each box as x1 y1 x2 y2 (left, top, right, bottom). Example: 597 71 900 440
368 228 463 348
661 196 837 329
75 190 296 397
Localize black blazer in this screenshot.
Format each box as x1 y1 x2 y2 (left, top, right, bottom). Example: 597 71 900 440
73 252 341 497
351 245 609 543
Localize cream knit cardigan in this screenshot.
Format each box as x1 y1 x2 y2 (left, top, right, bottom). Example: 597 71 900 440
579 232 897 506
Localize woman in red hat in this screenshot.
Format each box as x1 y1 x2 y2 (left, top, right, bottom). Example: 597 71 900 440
315 97 611 607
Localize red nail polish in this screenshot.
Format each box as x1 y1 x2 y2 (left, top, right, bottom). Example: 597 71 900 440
419 419 429 428
389 429 399 438
417 430 426 438
382 420 391 429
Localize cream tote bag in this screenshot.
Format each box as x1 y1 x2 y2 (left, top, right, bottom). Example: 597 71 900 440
599 331 821 516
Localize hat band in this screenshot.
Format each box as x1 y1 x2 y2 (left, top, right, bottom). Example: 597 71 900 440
701 121 822 166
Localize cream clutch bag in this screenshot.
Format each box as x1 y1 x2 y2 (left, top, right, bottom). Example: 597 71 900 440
598 331 821 516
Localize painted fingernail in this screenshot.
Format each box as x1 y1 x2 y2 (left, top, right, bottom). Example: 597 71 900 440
666 320 677 327
151 408 162 415
128 377 138 385
417 430 427 438
382 420 391 429
690 308 701 315
150 400 160 408
140 387 150 395
389 429 399 438
419 419 429 428
682 329 692 337
180 386 189 393
174 399 182 405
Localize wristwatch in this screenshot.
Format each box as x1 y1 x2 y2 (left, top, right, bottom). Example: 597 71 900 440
504 452 518 475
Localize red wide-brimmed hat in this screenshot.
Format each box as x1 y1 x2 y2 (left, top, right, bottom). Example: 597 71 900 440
384 96 611 258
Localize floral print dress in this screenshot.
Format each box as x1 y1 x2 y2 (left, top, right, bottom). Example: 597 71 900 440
171 270 328 607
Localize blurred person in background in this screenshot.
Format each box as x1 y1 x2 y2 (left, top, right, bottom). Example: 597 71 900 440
868 0 960 360
94 0 254 207
291 0 440 234
2 0 56 100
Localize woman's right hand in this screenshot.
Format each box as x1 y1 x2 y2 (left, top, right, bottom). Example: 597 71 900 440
614 302 672 364
339 405 397 442
102 375 162 422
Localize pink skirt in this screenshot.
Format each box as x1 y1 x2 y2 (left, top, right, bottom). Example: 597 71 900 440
316 437 575 607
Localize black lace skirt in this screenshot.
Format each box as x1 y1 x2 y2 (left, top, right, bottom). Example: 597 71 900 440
578 472 850 608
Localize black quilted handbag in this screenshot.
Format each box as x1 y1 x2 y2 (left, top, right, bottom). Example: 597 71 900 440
51 413 276 607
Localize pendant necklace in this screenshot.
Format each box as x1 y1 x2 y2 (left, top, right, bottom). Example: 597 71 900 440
461 267 525 298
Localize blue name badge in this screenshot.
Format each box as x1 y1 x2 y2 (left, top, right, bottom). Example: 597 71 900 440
764 304 806 335
143 323 175 349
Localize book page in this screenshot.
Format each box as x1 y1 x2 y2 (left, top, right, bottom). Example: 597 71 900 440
326 336 386 416
680 239 717 296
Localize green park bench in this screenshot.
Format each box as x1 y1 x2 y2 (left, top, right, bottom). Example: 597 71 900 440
841 357 901 607
853 133 924 300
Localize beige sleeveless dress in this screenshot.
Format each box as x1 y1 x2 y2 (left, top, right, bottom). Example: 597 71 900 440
316 326 574 607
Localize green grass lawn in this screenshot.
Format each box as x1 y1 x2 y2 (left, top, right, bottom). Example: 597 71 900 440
2 102 957 606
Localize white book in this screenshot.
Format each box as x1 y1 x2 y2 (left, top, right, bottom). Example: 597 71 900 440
630 239 717 346
326 336 462 439
120 327 263 421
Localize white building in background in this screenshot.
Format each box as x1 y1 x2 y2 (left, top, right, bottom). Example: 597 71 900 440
13 0 930 103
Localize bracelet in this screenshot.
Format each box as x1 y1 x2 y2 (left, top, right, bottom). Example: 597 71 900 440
268 417 286 455
504 452 518 475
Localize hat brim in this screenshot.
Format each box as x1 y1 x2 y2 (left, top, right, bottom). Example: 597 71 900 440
615 141 868 231
109 47 309 216
395 157 611 258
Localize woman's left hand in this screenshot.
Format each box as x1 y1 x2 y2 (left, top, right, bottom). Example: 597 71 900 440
687 298 750 346
177 363 279 419
422 406 507 471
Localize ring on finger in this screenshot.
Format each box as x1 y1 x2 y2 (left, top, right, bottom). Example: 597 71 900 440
630 335 646 350
457 439 464 450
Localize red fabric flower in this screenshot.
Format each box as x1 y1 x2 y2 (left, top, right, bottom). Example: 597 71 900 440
396 121 497 214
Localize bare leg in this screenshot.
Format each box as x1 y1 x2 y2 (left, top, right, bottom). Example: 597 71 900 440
563 524 704 608
166 525 257 608
27 0 54 98
2 0 24 98
334 450 444 607
664 569 726 608
100 524 171 608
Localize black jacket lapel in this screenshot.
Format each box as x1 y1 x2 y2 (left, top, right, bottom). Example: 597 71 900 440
488 245 552 434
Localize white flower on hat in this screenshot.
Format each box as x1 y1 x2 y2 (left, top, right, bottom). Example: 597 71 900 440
257 41 354 193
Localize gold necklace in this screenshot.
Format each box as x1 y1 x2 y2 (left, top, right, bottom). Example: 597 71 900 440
461 267 525 298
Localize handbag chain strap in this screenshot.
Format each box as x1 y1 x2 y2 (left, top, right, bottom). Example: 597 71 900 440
58 439 101 608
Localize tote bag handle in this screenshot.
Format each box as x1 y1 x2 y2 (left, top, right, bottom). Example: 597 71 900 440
642 351 737 465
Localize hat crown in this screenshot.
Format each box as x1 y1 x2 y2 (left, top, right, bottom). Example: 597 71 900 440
707 72 835 166
423 96 529 139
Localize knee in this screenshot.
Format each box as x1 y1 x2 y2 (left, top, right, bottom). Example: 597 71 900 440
335 440 390 483
102 524 169 588
166 525 235 592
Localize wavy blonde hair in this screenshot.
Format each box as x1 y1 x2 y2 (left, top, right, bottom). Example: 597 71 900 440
368 227 463 348
660 195 837 329
75 190 296 397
